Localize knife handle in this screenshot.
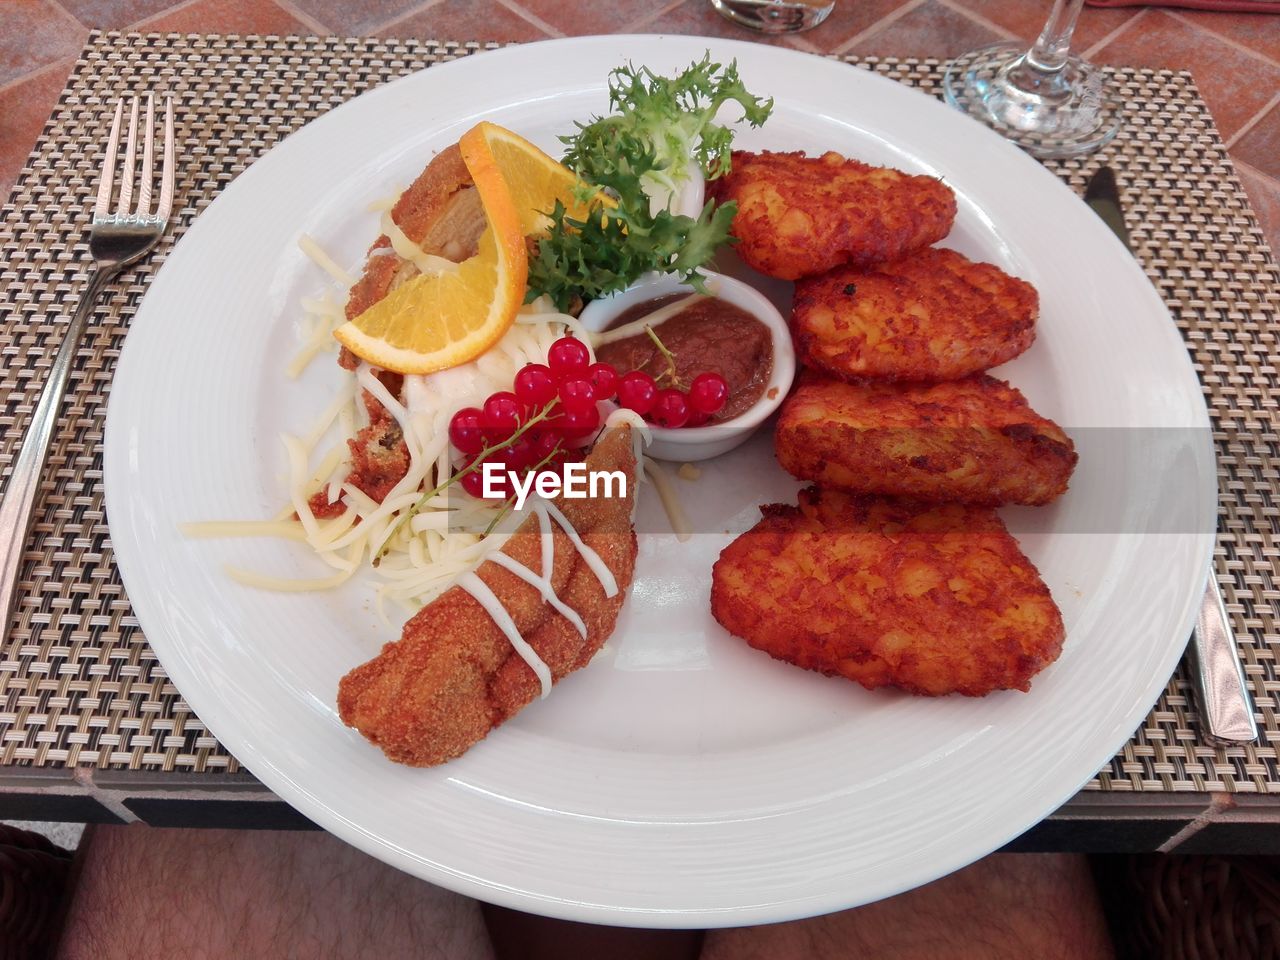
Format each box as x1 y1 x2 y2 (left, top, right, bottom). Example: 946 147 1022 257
1190 573 1258 745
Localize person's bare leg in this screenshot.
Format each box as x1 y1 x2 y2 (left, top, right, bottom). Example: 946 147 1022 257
56 824 495 960
702 853 1114 960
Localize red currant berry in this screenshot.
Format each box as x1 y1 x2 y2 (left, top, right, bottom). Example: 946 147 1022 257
460 468 486 499
547 336 590 380
557 377 596 413
535 427 565 458
532 430 565 464
554 404 600 443
448 407 485 455
482 391 521 440
587 362 619 401
616 370 658 415
502 434 537 471
650 389 690 428
688 372 730 415
686 408 710 427
513 363 557 409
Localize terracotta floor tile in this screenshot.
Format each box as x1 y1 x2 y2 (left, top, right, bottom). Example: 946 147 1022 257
145 0 309 33
789 0 916 52
513 0 657 34
375 0 552 42
947 0 1135 54
0 64 74 202
1172 10 1280 65
844 0 1004 58
0 1 88 87
635 0 813 48
56 0 183 30
286 0 423 35
1232 100 1280 181
1093 11 1280 140
1235 162 1280 260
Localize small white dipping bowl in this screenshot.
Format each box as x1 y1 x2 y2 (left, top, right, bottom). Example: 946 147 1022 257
578 271 795 462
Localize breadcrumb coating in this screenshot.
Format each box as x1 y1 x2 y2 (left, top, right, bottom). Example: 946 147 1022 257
708 150 956 280
711 487 1065 696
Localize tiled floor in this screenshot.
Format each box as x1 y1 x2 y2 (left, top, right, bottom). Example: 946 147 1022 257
0 0 1278 251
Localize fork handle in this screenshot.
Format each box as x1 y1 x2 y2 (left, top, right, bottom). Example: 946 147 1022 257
1190 572 1258 745
1 266 118 638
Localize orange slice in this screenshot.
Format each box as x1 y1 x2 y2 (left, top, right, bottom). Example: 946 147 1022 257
333 132 529 375
462 121 613 236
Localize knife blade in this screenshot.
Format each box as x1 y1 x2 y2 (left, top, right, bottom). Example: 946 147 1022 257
1083 167 1129 250
1083 166 1258 746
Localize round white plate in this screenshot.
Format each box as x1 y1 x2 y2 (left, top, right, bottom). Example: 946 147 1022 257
104 35 1216 926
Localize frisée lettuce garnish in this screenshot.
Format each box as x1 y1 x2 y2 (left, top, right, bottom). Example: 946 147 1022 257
526 55 773 311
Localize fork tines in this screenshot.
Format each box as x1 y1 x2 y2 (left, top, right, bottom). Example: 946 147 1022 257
95 94 175 223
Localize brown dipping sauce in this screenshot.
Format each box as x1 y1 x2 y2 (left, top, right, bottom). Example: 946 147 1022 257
595 296 774 423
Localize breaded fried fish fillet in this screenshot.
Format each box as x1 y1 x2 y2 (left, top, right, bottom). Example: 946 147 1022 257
338 426 638 767
711 487 1065 696
708 150 956 280
775 373 1076 506
793 248 1038 381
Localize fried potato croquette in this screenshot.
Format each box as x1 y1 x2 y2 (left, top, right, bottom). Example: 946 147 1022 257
710 487 1065 696
775 373 1077 506
707 150 957 280
338 426 638 766
793 248 1038 382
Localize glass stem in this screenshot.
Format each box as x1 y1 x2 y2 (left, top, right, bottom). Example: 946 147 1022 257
1025 0 1085 73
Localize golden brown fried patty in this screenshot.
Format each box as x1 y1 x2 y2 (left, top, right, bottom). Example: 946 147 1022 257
708 150 957 280
710 487 1065 696
793 248 1038 382
775 373 1076 506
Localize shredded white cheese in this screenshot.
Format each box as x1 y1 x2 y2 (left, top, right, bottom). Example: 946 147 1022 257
642 457 692 542
195 226 653 625
298 233 356 288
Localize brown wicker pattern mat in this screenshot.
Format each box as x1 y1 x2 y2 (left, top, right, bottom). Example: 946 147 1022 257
1 32 1277 792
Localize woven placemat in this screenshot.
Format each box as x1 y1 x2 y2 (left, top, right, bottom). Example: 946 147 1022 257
1 32 1277 792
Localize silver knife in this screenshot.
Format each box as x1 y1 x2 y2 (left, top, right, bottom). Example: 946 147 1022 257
1084 166 1258 746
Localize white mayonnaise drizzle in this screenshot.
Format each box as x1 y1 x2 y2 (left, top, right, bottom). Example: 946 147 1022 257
488 553 588 639
539 500 618 598
380 211 460 278
456 571 553 696
454 494 623 699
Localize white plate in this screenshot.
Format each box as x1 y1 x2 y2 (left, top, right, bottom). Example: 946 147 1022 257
104 35 1216 926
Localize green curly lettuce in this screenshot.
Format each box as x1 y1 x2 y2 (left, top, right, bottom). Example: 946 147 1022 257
526 55 773 311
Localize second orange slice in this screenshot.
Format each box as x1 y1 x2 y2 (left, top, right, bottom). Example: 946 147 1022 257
462 121 609 237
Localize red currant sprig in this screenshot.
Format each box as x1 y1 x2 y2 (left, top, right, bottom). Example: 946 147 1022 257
445 334 735 508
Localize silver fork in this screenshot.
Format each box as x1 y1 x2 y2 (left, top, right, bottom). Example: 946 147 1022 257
0 95 175 636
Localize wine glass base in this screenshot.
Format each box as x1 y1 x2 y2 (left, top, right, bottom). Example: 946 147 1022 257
942 42 1122 159
708 0 834 33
